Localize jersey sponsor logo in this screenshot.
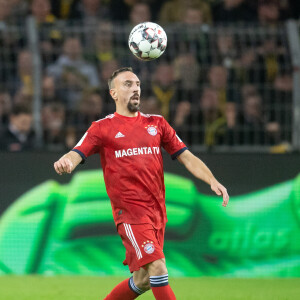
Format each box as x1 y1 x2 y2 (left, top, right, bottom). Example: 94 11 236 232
115 132 125 138
115 147 160 158
142 241 155 254
145 125 158 136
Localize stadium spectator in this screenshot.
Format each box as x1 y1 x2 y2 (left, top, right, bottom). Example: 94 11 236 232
173 52 200 98
13 88 33 107
98 58 119 107
150 62 179 121
42 75 60 103
257 0 281 26
69 0 110 26
0 0 23 94
30 0 62 64
182 4 212 25
9 0 29 21
235 49 257 85
50 0 77 20
207 65 239 114
240 94 265 145
85 21 115 67
0 104 35 151
129 2 152 25
195 87 226 147
212 0 257 23
47 36 100 109
241 84 259 100
174 87 226 147
110 0 163 22
173 100 191 136
42 102 67 150
171 5 211 64
256 37 287 85
159 0 212 24
265 72 292 147
211 32 238 69
13 49 34 100
219 101 241 145
0 0 13 24
68 88 106 138
31 0 56 24
0 88 11 133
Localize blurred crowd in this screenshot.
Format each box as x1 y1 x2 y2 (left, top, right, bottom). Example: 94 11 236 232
0 0 298 152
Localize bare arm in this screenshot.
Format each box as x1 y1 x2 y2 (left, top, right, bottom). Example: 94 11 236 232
54 151 83 175
177 150 229 207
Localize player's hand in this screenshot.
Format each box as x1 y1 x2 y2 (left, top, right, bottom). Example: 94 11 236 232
210 180 229 207
54 156 74 175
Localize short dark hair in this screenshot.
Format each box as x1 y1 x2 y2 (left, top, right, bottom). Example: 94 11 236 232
108 67 133 89
11 104 32 116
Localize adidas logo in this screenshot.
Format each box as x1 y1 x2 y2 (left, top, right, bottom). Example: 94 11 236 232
115 132 125 138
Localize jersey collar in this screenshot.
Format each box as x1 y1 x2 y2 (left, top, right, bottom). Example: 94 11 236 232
114 111 140 122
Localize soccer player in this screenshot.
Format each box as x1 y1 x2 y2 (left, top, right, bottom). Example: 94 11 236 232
54 67 229 300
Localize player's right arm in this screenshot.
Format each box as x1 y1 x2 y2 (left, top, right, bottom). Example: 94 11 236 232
54 151 82 175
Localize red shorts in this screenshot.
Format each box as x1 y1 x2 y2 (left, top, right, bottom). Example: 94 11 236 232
117 223 165 273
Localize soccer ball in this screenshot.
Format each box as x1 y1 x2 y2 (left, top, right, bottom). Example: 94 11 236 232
128 22 167 61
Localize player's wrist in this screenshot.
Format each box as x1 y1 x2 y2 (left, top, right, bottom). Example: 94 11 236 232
209 177 218 186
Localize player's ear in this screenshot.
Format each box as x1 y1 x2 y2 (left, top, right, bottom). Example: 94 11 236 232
110 89 117 101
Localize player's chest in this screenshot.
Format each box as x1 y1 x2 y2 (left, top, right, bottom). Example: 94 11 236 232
103 122 161 149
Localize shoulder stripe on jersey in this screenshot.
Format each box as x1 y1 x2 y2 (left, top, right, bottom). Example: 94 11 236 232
140 113 163 118
96 114 114 122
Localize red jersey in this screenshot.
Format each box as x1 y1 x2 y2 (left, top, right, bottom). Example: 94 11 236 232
73 111 187 228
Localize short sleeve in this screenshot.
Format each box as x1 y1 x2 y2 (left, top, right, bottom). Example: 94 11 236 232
161 117 187 160
72 121 102 162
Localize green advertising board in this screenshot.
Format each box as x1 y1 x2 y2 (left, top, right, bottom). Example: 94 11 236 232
0 170 299 277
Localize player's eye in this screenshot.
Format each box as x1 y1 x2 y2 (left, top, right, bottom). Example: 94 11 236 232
124 82 132 87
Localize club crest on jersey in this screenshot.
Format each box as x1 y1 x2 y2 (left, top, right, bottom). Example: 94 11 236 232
142 241 155 254
145 125 157 136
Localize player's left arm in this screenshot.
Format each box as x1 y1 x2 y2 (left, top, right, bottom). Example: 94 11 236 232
177 150 229 207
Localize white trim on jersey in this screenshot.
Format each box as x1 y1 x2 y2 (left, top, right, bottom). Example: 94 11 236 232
124 223 143 260
176 134 183 143
140 113 163 118
96 114 115 122
75 132 88 147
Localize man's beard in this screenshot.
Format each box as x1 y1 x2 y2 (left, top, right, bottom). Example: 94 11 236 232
127 100 140 112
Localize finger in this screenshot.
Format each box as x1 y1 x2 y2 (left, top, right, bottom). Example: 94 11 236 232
57 160 67 174
222 191 229 207
60 160 69 173
54 162 62 175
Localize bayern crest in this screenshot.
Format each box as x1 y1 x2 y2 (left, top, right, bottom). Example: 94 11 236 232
144 243 155 254
146 125 157 136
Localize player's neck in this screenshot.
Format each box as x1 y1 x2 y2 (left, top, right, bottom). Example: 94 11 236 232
115 108 138 118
